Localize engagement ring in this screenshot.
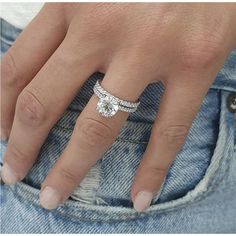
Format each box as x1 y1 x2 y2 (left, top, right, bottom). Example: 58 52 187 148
93 79 140 118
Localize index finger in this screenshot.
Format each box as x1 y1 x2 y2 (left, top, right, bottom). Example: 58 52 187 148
1 4 67 139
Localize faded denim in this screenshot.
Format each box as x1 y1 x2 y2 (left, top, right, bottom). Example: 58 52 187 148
0 18 236 233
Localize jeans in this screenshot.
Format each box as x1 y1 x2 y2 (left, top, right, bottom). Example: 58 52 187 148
1 18 236 233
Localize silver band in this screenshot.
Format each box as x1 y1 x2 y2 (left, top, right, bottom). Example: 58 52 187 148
93 79 140 117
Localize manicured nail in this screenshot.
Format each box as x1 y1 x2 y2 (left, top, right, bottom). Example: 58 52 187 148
1 163 19 184
40 186 61 210
133 191 153 212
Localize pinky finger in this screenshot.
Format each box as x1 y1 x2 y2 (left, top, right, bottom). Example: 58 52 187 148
131 78 211 212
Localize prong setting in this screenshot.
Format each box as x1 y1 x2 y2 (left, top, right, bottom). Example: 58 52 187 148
93 80 140 118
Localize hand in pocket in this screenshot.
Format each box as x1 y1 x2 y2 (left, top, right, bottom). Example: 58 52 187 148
1 3 236 211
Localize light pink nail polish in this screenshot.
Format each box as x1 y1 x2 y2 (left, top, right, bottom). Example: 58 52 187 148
40 186 61 210
1 163 19 184
134 191 153 212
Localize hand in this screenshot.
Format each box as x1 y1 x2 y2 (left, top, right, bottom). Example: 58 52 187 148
1 3 236 211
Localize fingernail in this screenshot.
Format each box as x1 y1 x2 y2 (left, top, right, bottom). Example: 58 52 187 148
1 163 19 184
40 186 61 210
133 191 153 212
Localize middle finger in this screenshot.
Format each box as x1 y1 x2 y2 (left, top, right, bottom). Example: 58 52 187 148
1 37 99 184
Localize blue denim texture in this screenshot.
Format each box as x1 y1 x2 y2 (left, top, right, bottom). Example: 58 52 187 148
1 18 236 233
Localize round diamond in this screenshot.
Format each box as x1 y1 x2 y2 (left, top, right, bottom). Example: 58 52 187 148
96 97 119 117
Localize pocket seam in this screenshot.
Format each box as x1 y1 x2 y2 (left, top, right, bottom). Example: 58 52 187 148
53 124 149 144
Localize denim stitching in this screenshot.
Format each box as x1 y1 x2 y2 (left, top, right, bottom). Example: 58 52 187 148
5 151 232 225
53 124 149 144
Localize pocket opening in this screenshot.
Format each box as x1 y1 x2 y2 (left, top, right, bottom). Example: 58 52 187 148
3 90 233 222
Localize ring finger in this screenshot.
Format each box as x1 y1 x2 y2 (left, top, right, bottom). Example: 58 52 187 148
39 61 148 209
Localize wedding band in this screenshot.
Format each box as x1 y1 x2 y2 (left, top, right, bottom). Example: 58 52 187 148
93 79 140 118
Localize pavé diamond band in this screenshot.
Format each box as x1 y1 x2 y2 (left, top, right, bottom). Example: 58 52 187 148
93 79 140 118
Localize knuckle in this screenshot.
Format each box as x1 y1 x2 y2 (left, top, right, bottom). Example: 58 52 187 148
43 2 64 9
8 142 29 165
16 88 46 126
150 166 167 179
42 2 69 15
68 4 121 44
1 50 24 89
159 124 189 148
77 117 115 150
180 37 223 70
58 167 78 184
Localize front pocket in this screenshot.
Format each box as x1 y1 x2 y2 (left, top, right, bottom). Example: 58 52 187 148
70 88 222 207
1 89 234 223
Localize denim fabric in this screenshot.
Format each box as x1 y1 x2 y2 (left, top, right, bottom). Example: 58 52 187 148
1 18 236 233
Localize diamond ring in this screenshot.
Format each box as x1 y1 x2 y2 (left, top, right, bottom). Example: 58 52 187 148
93 79 140 118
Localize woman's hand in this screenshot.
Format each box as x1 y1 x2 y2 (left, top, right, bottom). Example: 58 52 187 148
1 3 236 211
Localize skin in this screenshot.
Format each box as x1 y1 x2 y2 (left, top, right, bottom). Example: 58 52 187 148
1 3 236 211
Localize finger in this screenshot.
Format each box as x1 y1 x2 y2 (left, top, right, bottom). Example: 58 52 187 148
131 75 213 212
0 4 67 140
39 64 147 209
0 37 98 185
